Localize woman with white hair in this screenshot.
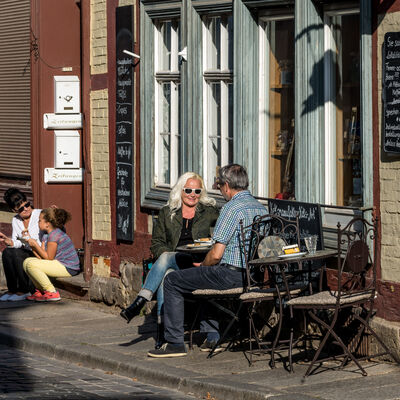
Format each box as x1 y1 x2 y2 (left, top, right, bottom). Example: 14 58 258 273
120 172 219 348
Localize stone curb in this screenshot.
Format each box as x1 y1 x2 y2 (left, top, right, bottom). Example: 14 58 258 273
0 329 272 400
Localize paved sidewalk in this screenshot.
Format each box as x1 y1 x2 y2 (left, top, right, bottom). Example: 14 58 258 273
0 298 399 400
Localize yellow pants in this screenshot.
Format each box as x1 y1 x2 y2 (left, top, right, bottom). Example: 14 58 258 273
23 257 71 292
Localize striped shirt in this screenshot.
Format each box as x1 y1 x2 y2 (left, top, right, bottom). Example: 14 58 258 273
44 228 80 271
212 190 267 268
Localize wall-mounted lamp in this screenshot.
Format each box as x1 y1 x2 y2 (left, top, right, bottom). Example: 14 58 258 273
123 50 141 59
178 47 187 62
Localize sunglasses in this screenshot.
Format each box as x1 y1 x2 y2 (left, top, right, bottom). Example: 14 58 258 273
183 188 202 195
16 202 31 213
212 179 225 190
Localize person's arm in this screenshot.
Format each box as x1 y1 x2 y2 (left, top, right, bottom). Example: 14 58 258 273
0 232 13 247
150 208 171 259
10 217 25 248
28 239 57 260
195 242 226 267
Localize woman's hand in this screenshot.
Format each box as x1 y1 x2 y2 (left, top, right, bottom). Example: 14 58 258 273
0 232 13 247
27 238 39 248
193 262 202 267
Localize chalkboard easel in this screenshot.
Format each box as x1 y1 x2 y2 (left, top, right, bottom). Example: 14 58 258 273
267 199 324 253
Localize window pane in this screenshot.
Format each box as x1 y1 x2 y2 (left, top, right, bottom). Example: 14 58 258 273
160 21 171 70
155 19 181 186
203 14 233 188
159 82 171 184
331 14 361 206
209 17 221 69
227 16 233 71
267 19 295 199
228 82 233 163
207 83 221 183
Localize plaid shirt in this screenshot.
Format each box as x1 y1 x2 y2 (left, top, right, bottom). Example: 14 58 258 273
212 190 267 268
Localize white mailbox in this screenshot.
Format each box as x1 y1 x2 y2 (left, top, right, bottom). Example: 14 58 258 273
54 130 80 169
54 76 80 114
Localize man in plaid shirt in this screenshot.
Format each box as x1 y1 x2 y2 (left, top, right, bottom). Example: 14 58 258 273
148 164 267 358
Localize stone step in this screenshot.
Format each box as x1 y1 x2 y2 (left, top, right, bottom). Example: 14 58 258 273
54 274 89 300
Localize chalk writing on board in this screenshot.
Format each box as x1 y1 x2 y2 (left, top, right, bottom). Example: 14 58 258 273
268 199 324 286
116 6 134 241
383 32 400 153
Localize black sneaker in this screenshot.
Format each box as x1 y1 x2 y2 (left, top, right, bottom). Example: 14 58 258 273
199 339 223 353
147 343 187 358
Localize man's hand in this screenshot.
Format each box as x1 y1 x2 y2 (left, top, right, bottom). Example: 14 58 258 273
0 232 12 247
201 242 226 266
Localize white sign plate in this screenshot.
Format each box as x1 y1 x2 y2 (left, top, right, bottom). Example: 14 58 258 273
44 168 84 183
43 113 83 129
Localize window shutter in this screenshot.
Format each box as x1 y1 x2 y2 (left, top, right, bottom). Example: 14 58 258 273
0 0 31 178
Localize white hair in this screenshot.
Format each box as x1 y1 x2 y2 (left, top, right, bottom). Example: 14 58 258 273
167 172 216 219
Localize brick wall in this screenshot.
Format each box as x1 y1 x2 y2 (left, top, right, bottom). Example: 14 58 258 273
90 0 107 75
119 0 135 6
378 11 400 283
90 89 112 241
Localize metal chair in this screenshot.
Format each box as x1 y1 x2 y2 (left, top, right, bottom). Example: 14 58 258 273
239 213 306 370
288 216 396 377
190 214 305 371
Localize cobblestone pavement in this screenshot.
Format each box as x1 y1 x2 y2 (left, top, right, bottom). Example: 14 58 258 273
0 345 196 400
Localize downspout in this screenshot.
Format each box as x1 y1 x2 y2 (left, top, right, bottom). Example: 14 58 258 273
79 0 93 281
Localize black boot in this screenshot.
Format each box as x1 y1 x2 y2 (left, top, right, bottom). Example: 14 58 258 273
120 296 147 323
155 322 165 349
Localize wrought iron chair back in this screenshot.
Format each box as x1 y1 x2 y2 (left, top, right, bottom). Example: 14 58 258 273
335 216 376 300
287 215 397 377
240 213 301 291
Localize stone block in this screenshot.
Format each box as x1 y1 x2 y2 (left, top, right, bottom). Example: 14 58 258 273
370 317 400 363
89 262 142 308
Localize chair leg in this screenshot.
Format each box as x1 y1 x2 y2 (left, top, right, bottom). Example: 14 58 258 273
306 310 368 377
304 310 336 377
270 290 284 369
189 301 202 350
287 304 294 373
208 301 243 358
248 303 258 366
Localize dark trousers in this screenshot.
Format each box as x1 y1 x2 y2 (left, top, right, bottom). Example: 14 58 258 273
163 265 244 344
2 247 35 293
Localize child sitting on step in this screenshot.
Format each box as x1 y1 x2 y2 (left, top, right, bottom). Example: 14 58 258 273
23 208 80 302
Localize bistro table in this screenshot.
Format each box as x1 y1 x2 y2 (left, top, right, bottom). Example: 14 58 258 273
249 249 338 293
248 249 338 371
176 243 212 255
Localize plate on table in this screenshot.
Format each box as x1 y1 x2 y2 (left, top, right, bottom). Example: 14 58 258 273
186 243 212 249
258 236 286 258
194 238 213 246
277 252 307 259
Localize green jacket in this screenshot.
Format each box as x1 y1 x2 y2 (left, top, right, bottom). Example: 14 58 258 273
150 203 219 259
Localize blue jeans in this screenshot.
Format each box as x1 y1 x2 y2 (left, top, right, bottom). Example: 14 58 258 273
138 252 192 316
163 265 244 344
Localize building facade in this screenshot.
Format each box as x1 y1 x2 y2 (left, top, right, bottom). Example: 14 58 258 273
0 0 400 348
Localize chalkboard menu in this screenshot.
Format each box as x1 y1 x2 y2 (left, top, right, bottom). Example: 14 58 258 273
383 32 400 153
268 199 324 252
116 6 134 241
268 199 324 287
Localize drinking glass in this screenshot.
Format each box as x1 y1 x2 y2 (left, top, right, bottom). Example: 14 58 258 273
304 235 317 255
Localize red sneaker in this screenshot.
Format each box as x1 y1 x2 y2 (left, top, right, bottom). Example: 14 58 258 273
26 290 44 301
36 291 61 302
